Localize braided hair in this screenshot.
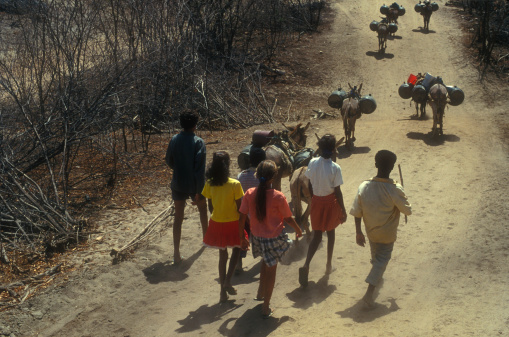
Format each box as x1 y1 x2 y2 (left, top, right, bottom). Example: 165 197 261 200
254 160 278 222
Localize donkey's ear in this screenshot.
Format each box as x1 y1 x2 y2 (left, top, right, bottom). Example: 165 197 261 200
348 83 353 90
359 83 363 92
303 121 310 132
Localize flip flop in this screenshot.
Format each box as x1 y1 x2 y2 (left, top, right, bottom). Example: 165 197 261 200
224 285 237 295
253 297 264 301
299 267 308 287
262 308 274 319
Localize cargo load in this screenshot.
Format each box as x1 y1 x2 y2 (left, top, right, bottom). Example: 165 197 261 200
328 89 348 109
359 95 377 114
412 85 427 103
399 83 413 99
446 86 465 106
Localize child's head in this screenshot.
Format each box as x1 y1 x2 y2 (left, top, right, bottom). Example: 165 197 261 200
255 160 277 184
206 151 230 186
375 150 397 173
249 146 266 168
179 110 199 131
317 134 336 159
254 160 278 222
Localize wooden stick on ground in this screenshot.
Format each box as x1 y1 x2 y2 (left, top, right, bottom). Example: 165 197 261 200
110 202 174 263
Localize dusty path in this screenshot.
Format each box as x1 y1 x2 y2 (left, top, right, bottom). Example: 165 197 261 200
2 0 508 336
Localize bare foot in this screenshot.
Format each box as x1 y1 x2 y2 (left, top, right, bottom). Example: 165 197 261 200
362 295 375 309
220 291 229 303
299 267 309 287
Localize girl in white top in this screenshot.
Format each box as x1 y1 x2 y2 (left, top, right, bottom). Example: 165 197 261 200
298 134 347 287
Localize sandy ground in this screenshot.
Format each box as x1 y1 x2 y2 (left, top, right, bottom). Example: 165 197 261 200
1 0 509 336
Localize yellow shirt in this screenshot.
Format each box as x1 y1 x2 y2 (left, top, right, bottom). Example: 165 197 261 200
202 178 244 222
350 177 412 243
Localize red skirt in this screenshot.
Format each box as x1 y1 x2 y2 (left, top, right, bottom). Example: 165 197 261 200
203 219 247 249
310 194 344 232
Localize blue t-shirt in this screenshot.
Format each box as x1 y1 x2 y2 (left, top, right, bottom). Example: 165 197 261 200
165 131 206 194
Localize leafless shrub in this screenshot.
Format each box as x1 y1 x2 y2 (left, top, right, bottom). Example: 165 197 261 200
0 0 325 266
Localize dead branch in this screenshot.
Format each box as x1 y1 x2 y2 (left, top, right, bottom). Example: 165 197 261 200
0 263 63 301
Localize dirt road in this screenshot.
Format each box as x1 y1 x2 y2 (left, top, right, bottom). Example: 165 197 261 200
2 0 508 336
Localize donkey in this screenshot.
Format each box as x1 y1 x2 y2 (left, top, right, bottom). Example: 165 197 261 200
428 83 448 136
421 1 433 31
289 135 344 233
264 122 310 191
340 84 363 150
377 21 389 53
413 73 427 119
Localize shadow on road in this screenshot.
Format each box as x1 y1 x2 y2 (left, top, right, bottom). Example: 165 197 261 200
217 304 292 336
336 297 400 323
337 145 371 159
406 131 460 146
412 28 436 34
387 35 402 40
176 301 243 333
142 247 205 283
366 51 395 60
286 274 336 309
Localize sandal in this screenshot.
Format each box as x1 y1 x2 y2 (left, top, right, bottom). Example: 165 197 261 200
224 285 237 295
262 308 274 319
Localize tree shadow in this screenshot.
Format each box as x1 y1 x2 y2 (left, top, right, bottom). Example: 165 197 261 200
176 301 243 333
336 297 400 323
412 28 436 34
366 51 395 60
142 247 205 283
337 145 371 159
217 304 292 337
406 131 460 146
286 274 336 309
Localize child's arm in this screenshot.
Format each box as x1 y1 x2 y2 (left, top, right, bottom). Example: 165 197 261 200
334 186 348 223
238 213 250 251
283 216 303 239
355 216 365 247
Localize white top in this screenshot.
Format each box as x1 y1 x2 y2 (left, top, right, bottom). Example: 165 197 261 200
349 177 412 243
304 157 343 196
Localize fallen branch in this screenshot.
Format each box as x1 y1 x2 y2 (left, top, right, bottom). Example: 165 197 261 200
0 263 63 301
110 202 175 264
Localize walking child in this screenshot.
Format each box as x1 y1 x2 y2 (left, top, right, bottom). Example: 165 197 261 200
165 110 208 264
350 150 412 308
239 160 303 318
236 146 266 273
299 134 347 287
202 151 246 303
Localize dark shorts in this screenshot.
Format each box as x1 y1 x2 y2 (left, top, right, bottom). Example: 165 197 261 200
171 189 205 201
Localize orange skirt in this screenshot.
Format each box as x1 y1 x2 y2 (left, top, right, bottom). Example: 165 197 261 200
310 194 343 232
203 219 247 249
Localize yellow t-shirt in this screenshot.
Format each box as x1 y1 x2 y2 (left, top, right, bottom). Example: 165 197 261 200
202 178 244 222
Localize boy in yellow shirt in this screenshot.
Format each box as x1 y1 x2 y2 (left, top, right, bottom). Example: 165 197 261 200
350 150 412 307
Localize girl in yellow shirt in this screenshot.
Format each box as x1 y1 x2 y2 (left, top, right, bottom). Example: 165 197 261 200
202 151 246 303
